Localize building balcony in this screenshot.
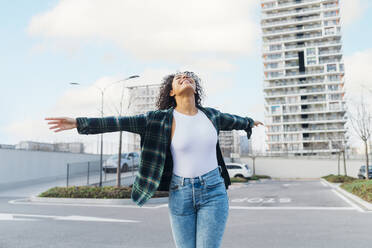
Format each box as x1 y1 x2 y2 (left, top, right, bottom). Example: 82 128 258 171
262 6 321 19
262 39 342 54
261 14 321 28
262 0 322 12
264 32 323 44
266 126 347 134
262 24 323 37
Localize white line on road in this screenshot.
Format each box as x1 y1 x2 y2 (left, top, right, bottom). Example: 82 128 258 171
320 181 328 187
229 206 356 210
0 212 140 223
8 198 168 209
331 189 365 213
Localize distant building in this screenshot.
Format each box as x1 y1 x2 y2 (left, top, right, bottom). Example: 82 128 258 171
240 135 253 156
126 84 161 153
15 141 84 153
219 130 241 158
0 144 16 149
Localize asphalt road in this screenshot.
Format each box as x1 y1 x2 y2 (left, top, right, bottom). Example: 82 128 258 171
0 179 371 248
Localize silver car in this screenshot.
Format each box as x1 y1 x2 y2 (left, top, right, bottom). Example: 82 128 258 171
225 163 253 178
103 152 140 173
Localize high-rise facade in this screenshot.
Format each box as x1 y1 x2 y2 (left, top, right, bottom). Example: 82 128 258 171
261 0 347 156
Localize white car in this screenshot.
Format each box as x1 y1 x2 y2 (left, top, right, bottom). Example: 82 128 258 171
225 163 253 178
103 152 140 173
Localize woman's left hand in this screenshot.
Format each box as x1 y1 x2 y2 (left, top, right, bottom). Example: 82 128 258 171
253 120 264 127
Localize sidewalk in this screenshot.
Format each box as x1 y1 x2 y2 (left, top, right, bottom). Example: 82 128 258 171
320 178 372 211
0 171 136 198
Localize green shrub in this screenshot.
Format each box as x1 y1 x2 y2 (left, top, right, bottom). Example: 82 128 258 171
230 174 271 182
340 179 372 203
38 185 169 198
254 175 271 179
230 177 248 183
322 174 357 183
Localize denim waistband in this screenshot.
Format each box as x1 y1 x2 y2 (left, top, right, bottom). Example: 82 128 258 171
171 166 223 186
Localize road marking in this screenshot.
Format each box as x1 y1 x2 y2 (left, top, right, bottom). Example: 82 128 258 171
331 189 365 213
231 197 292 203
8 198 168 209
229 206 356 210
0 212 140 223
0 213 38 221
320 181 328 187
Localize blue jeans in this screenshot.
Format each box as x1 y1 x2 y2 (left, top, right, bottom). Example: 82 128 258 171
168 166 229 248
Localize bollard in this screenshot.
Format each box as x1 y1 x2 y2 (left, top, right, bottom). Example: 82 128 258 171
87 161 90 185
66 163 69 187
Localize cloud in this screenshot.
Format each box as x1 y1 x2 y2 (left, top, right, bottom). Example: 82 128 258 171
344 48 372 102
340 0 370 26
27 0 260 63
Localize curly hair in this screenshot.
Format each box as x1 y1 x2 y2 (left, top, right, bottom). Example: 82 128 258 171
155 71 205 110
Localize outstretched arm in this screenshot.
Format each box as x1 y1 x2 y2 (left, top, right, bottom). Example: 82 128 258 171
45 111 151 136
218 110 263 139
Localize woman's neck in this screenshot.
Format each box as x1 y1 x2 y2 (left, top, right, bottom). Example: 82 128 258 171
174 97 198 115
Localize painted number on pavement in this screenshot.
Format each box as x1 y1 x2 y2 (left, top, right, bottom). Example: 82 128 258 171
231 197 292 203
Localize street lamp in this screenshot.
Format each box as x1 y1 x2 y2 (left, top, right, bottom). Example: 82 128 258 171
70 74 140 187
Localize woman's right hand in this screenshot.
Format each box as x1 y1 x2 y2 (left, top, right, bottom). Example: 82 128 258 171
45 117 77 133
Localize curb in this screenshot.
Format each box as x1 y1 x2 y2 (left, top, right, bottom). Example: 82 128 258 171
320 178 372 211
29 195 169 205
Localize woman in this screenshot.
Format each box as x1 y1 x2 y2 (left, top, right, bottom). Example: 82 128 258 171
45 71 263 248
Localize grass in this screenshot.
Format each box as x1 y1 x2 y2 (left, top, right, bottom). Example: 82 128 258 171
230 174 271 183
38 185 169 199
322 174 372 203
321 174 357 183
340 179 372 203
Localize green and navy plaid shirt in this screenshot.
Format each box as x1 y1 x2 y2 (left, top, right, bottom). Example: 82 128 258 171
76 105 254 207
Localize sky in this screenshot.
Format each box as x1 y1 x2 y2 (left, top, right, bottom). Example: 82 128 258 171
1 0 372 154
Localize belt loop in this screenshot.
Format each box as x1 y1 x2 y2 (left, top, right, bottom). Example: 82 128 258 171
198 175 204 185
181 176 184 186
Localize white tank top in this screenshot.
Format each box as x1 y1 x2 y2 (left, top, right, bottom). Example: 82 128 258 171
170 108 219 178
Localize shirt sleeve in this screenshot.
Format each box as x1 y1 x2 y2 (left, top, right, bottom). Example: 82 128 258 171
75 111 151 136
218 110 254 139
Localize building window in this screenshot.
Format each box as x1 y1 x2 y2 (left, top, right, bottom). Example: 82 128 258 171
327 64 337 72
307 57 317 65
270 44 282 51
328 85 339 91
306 48 316 55
325 27 335 35
271 105 281 114
329 102 340 110
339 63 344 72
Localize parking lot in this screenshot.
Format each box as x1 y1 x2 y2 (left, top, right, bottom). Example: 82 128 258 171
1 179 371 248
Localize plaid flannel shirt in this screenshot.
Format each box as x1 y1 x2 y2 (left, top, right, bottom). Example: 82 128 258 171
76 105 254 207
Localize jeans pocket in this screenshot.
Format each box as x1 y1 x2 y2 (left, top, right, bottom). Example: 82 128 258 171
170 179 181 191
205 176 224 189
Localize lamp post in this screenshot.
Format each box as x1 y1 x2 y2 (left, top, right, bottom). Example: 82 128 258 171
70 75 139 187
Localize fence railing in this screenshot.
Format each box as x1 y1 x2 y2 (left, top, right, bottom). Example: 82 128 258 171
66 160 137 187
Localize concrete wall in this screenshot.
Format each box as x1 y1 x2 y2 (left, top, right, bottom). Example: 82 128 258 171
240 156 365 179
0 148 110 187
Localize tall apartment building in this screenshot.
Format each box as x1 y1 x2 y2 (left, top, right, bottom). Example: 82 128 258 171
261 0 347 156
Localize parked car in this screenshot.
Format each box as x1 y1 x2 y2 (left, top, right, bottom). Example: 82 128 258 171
225 163 253 178
103 152 140 173
357 165 372 179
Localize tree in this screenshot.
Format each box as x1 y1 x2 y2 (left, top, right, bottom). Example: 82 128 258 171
246 149 263 176
326 133 347 176
348 93 371 180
